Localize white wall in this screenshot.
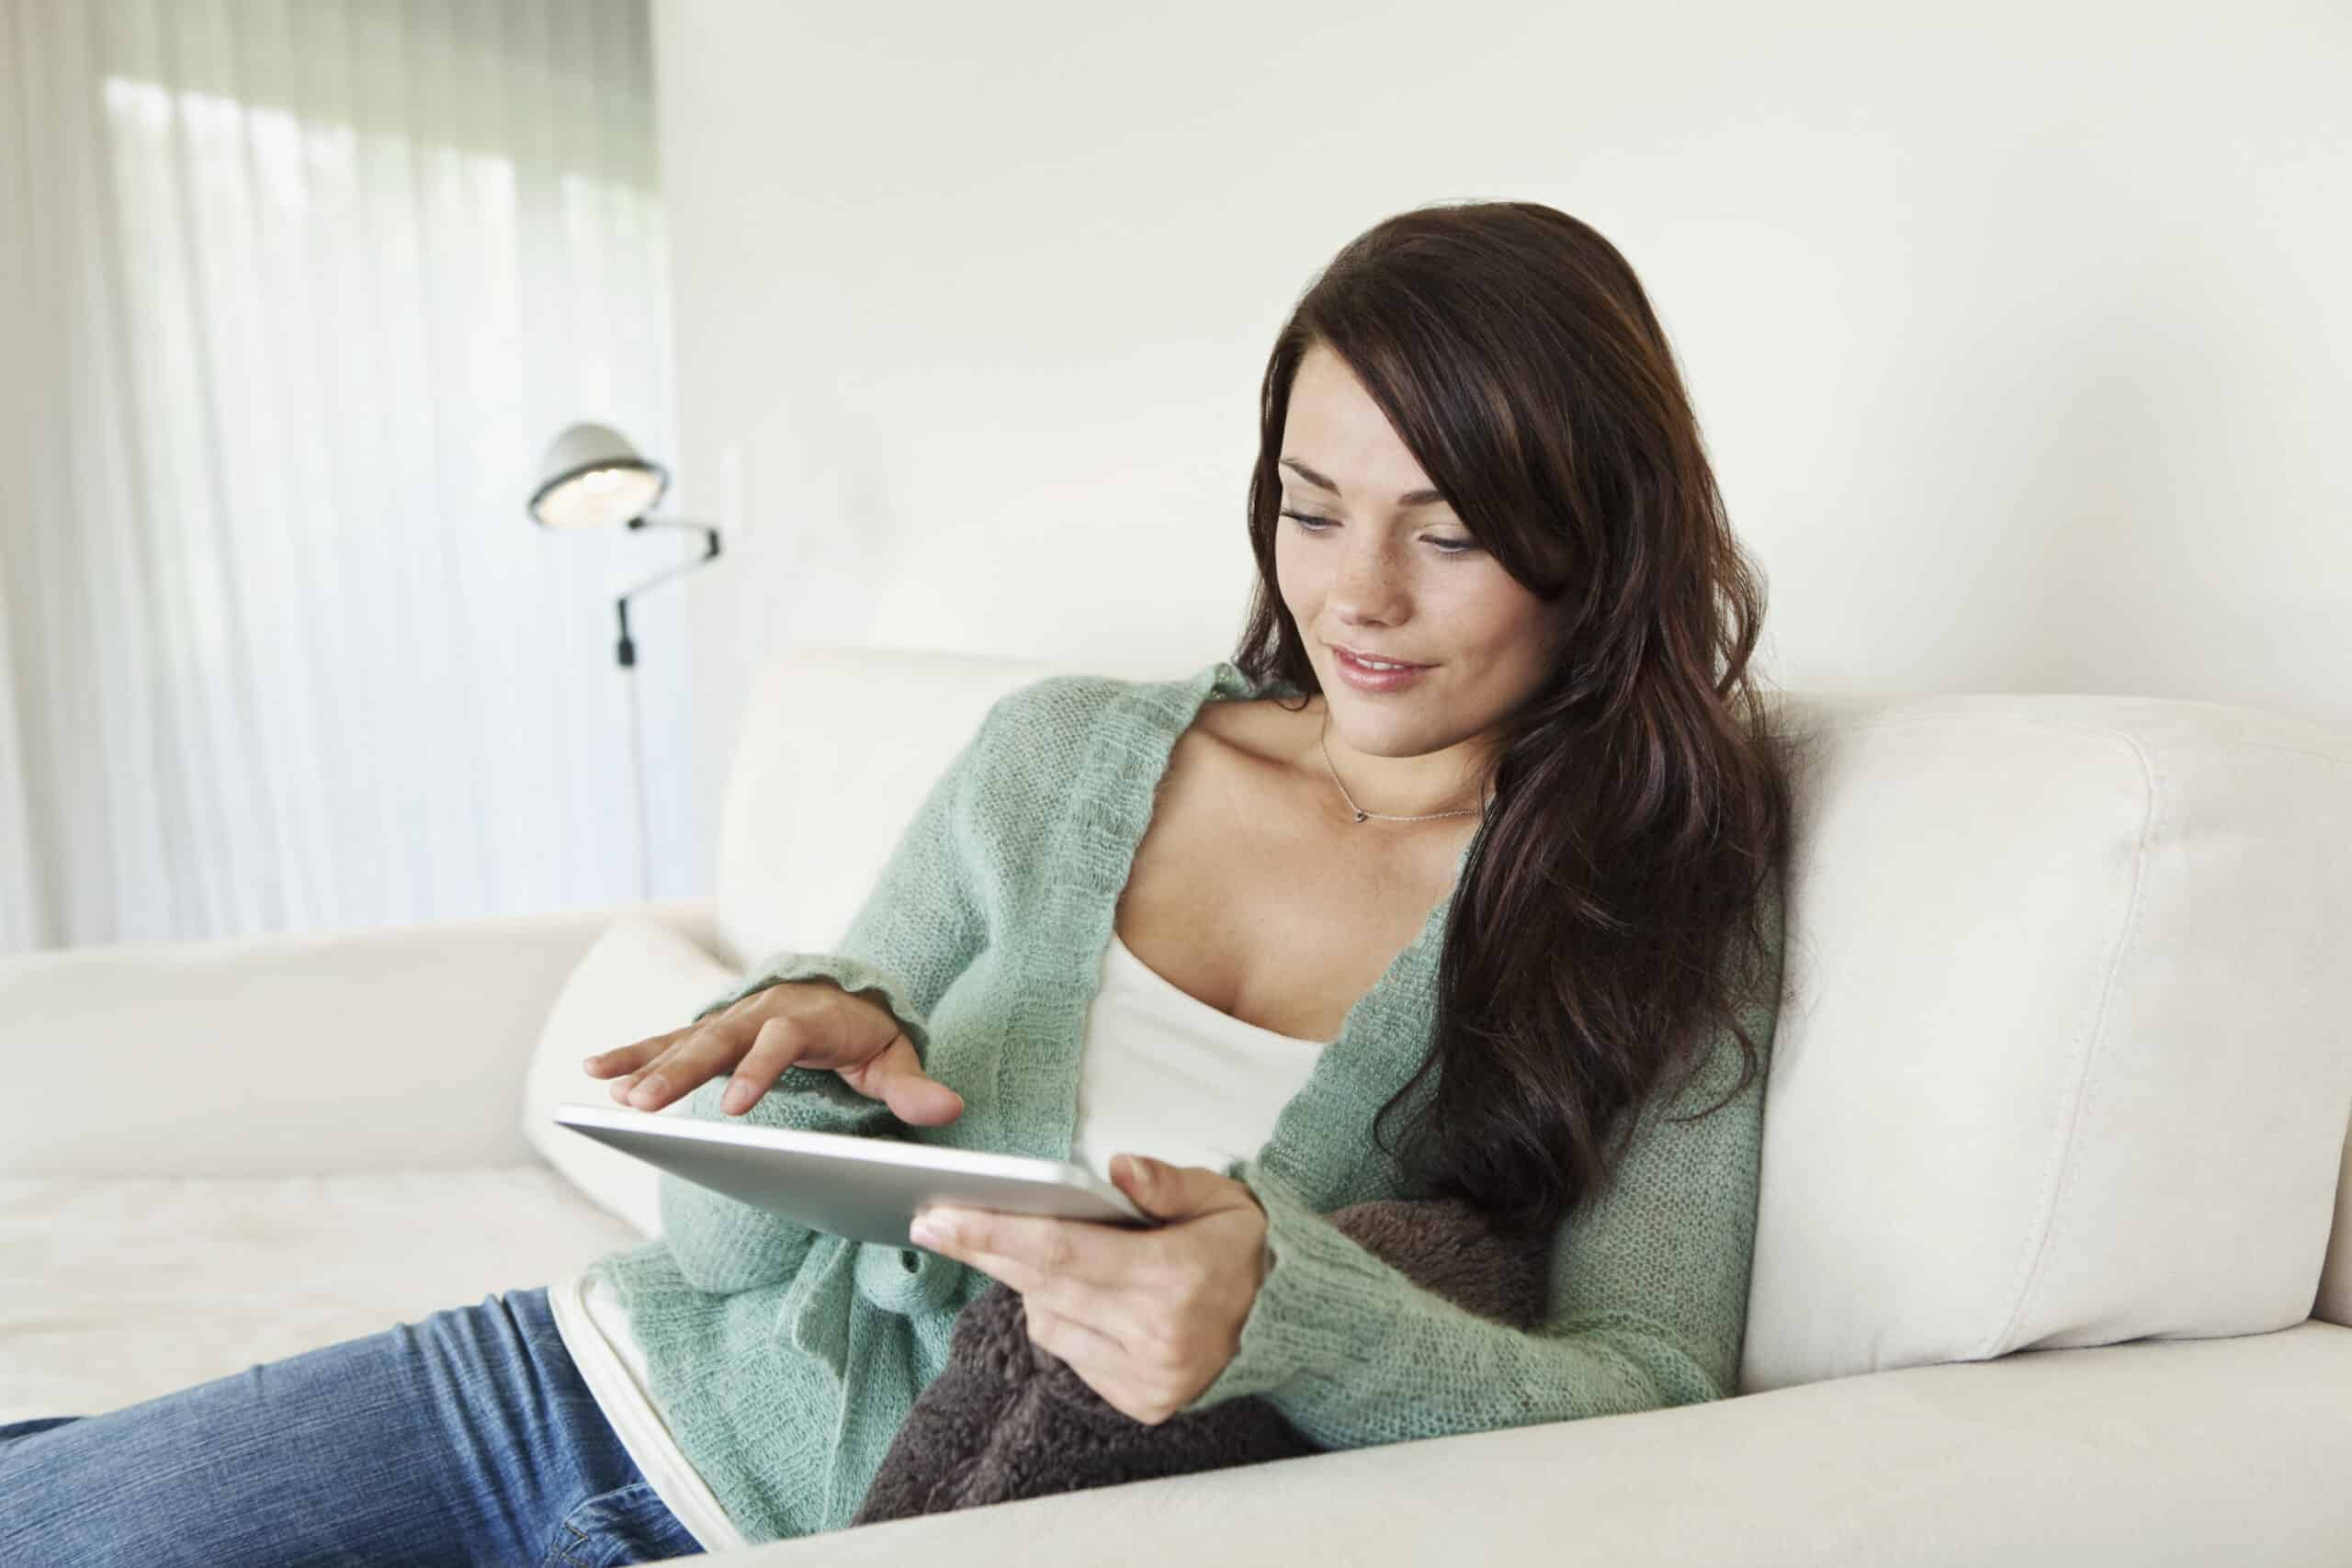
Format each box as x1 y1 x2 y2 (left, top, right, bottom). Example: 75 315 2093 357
648 0 2352 894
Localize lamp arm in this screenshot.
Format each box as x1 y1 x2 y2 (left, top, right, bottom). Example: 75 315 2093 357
612 516 723 668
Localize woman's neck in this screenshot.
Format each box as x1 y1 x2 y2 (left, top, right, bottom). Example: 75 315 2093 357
1291 694 1494 824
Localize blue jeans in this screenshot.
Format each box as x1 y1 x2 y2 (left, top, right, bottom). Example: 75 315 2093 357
0 1286 707 1567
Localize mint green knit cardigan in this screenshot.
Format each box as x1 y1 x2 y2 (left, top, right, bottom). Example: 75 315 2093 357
593 658 1784 1547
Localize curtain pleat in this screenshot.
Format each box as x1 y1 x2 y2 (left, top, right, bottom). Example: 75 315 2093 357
0 2 47 946
0 0 679 953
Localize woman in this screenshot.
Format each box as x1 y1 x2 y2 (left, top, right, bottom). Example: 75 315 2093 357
0 199 1792 1566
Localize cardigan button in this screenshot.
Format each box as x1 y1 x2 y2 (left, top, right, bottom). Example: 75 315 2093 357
854 1236 962 1315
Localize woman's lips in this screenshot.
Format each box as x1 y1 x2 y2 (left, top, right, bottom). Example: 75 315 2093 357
1331 647 1433 691
1329 644 1430 670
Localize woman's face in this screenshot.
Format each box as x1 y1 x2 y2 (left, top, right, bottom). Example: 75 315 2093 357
1273 341 1560 800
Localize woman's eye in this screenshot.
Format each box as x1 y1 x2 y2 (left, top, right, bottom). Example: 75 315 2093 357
1278 509 1480 557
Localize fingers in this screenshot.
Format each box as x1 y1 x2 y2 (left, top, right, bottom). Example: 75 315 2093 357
614 1009 819 1114
583 997 967 1123
719 1014 812 1115
921 1207 1137 1305
843 1032 964 1125
580 1028 691 1081
594 1021 741 1112
711 1017 958 1122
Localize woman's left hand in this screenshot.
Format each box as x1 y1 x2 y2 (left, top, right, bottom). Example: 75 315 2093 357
909 1155 1270 1426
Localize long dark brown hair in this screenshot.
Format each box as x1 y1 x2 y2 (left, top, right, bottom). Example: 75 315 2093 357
1232 200 1794 1244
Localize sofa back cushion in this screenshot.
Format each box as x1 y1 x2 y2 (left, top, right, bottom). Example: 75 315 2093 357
709 642 1198 978
1745 691 2352 1390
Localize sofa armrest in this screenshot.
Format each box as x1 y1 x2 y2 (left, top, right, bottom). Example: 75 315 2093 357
0 895 720 1178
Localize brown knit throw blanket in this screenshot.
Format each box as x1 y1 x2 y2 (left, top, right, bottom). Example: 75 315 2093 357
854 1196 1546 1524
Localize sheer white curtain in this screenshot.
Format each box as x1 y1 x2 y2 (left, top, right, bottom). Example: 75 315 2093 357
0 0 686 955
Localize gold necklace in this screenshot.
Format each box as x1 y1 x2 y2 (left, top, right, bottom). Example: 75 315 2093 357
1317 709 1487 824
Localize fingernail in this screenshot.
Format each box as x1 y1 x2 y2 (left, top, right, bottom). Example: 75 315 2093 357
721 1082 748 1113
630 1077 663 1104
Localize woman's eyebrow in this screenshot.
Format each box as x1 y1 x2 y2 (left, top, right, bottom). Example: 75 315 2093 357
1279 456 1449 509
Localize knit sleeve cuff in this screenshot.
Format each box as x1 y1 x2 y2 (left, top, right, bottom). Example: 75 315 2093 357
1176 1157 1407 1416
694 950 937 1066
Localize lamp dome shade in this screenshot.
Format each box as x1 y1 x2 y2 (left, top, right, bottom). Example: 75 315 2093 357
530 422 670 530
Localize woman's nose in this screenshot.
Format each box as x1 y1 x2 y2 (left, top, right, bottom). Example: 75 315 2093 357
1329 541 1408 617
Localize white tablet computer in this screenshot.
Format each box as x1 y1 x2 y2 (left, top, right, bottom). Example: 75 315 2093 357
551 1102 1155 1251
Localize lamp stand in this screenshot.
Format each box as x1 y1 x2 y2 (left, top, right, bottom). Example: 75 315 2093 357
620 631 651 904
612 517 723 903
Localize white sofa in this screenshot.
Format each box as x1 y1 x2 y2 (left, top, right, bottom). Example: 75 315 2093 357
7 641 2352 1566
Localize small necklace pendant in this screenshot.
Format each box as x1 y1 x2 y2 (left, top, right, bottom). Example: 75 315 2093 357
1352 808 1369 822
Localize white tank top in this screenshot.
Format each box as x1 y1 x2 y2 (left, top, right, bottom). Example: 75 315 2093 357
547 927 1331 1551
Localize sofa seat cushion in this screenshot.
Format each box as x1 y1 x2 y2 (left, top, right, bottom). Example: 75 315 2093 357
0 1165 644 1425
734 1321 2352 1568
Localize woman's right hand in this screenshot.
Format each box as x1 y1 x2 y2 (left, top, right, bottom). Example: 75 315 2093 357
581 978 966 1124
